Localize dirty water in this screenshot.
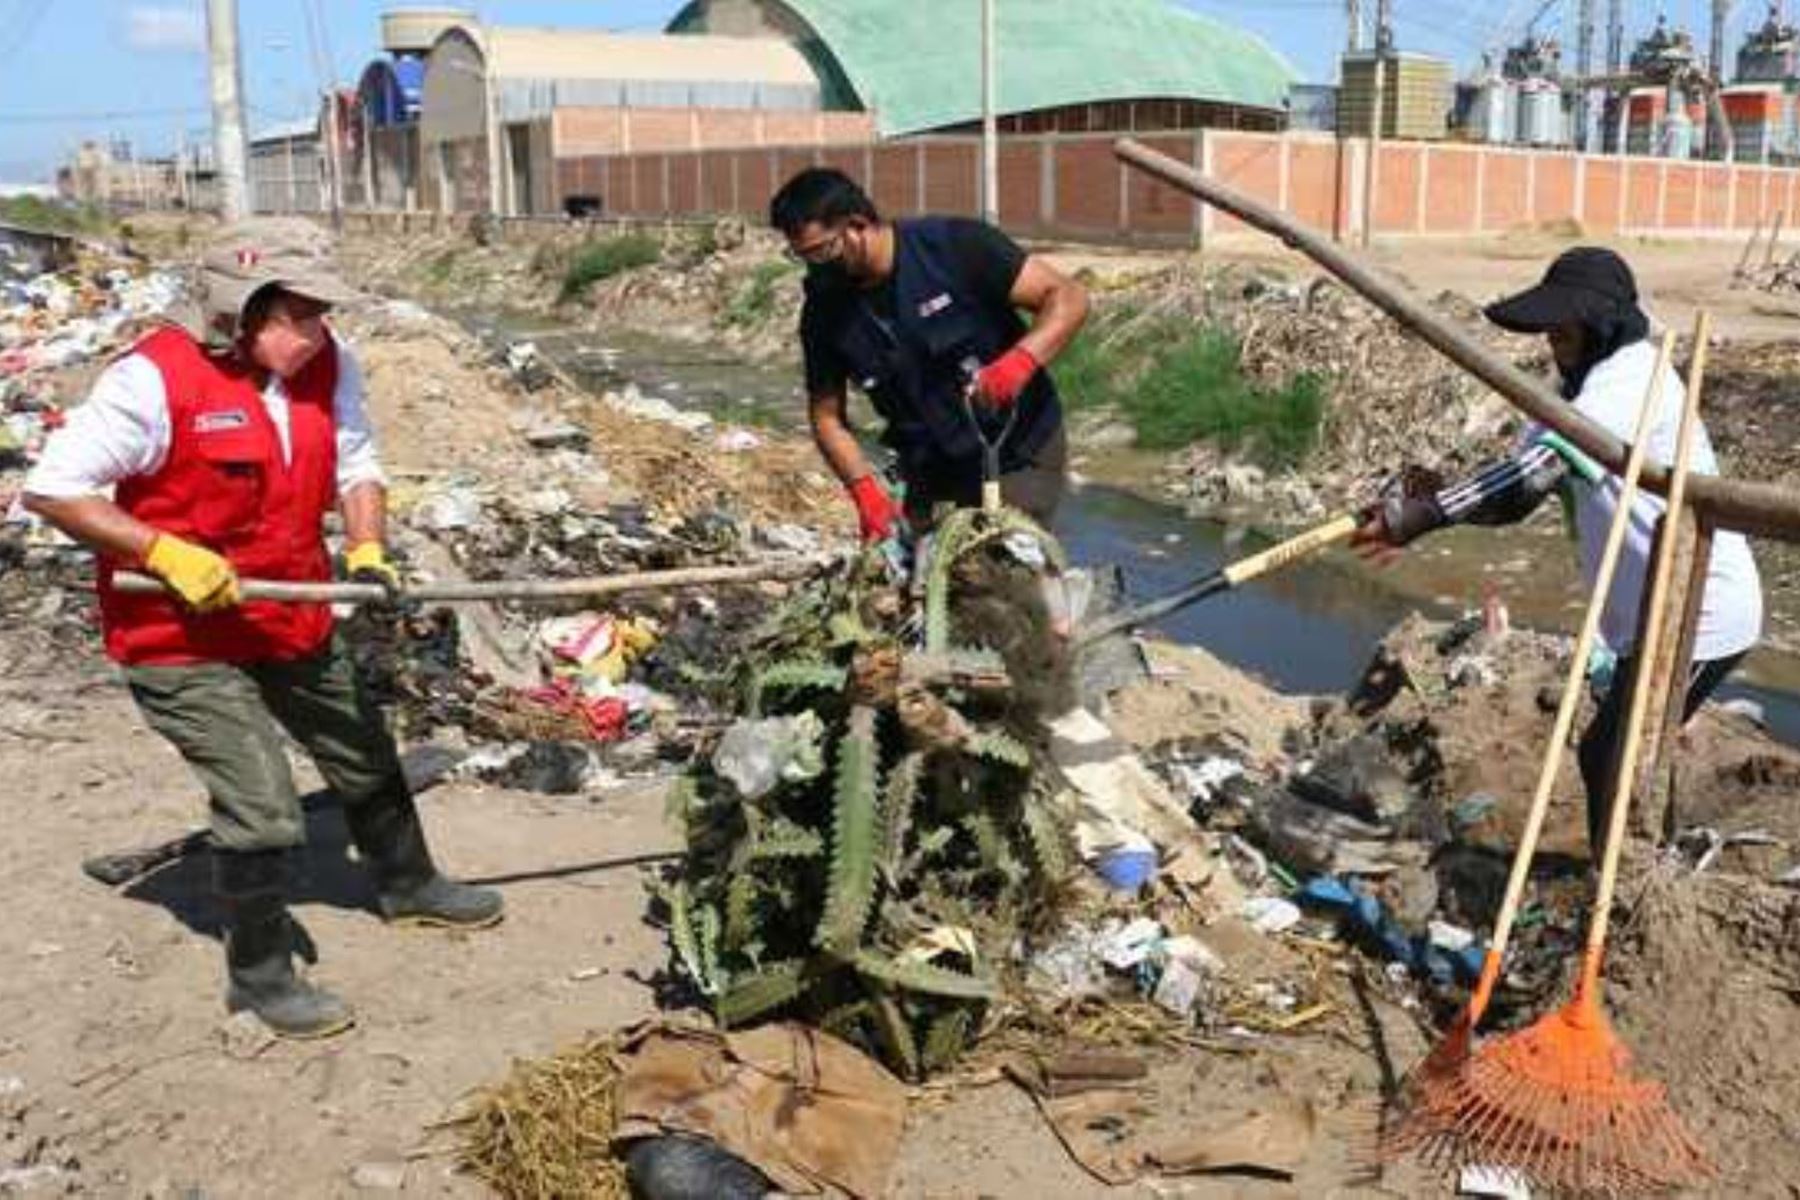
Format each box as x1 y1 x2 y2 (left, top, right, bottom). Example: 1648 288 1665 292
458 309 1800 749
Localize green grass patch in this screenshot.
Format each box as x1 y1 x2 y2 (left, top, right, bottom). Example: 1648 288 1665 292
559 234 661 301
0 195 109 236
1052 307 1326 469
423 250 459 284
723 260 798 328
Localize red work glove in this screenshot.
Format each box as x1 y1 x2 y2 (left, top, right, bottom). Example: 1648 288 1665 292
846 474 901 543
972 344 1039 409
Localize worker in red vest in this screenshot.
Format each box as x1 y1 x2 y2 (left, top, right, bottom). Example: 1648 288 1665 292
22 220 501 1040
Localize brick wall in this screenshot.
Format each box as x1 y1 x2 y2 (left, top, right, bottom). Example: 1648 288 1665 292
470 126 1800 244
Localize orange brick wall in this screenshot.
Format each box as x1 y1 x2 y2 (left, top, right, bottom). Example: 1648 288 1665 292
1126 135 1199 236
1625 160 1661 227
1424 147 1478 233
1482 152 1530 230
1584 159 1623 231
1286 141 1340 235
998 142 1043 231
1534 157 1576 227
1206 134 1281 236
870 145 920 217
1051 139 1121 233
1375 145 1422 233
1665 163 1700 229
922 142 978 216
668 154 700 213
538 129 1800 245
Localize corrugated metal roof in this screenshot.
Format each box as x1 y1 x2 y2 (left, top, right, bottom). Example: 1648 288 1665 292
479 27 819 89
672 0 1297 136
251 117 319 145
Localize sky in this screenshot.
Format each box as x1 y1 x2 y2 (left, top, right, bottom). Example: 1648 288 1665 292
0 0 1771 184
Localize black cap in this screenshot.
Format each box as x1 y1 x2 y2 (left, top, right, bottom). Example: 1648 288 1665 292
1484 247 1639 333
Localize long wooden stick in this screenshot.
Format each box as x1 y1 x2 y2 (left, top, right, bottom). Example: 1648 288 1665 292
1577 314 1709 1000
1075 513 1358 647
110 558 826 605
1459 332 1675 1026
1111 138 1800 544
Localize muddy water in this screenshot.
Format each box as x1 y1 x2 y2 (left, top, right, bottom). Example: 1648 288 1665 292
462 311 1800 748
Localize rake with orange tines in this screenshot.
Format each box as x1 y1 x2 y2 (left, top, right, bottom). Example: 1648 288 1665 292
1383 323 1714 1193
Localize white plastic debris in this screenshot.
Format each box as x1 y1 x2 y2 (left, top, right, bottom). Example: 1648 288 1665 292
757 523 823 556
1095 917 1165 972
712 712 826 801
1459 1164 1532 1198
1241 896 1302 935
412 485 483 532
1150 935 1222 1019
1168 756 1246 806
1719 697 1768 727
1428 920 1477 953
714 428 762 453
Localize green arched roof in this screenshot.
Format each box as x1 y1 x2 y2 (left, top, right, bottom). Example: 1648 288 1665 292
670 1 1297 137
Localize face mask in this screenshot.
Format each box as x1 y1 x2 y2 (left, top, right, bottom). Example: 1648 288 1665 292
807 259 851 286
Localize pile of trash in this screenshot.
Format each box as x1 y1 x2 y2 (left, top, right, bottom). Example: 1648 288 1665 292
2 238 183 520
662 505 1079 1079
2 237 181 379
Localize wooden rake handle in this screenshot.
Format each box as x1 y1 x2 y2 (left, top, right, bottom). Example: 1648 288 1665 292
1465 331 1679 1022
1578 314 1714 998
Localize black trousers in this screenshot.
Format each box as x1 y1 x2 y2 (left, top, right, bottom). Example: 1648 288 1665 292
1577 650 1746 855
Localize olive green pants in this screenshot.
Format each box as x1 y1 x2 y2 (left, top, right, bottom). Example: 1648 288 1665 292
124 634 402 853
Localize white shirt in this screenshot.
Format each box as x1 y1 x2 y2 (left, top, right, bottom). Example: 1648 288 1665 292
24 341 385 500
1526 338 1762 662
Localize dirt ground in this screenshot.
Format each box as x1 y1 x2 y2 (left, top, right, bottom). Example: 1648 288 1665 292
1051 225 1800 342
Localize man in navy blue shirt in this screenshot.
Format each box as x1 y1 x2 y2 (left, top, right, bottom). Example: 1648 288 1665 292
770 167 1089 537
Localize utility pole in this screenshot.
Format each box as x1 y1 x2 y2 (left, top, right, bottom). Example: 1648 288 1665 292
981 0 998 224
1711 0 1729 82
322 90 344 227
1576 0 1596 149
206 0 250 220
1606 0 1625 74
1347 0 1363 52
1363 54 1385 248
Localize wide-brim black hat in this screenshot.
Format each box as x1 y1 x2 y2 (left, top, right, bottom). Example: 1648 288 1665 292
1485 246 1639 333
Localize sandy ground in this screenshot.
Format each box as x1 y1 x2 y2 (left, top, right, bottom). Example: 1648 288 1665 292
1045 226 1800 342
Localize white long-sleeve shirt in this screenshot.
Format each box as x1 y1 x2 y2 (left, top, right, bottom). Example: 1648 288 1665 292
1543 340 1761 662
25 341 385 500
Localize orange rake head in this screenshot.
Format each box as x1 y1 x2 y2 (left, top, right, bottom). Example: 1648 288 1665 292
1382 986 1711 1195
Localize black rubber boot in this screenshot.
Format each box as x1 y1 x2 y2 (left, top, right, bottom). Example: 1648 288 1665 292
216 849 354 1040
344 779 504 929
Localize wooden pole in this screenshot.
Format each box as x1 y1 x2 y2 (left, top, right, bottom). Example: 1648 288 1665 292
111 559 826 605
1110 137 1800 544
1641 513 1715 842
1731 216 1764 286
1629 313 1711 841
1763 207 1787 271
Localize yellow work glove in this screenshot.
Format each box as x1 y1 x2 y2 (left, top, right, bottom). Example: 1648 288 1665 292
144 533 240 613
344 542 403 609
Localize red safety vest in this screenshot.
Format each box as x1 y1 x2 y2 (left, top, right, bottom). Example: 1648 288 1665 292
96 325 340 666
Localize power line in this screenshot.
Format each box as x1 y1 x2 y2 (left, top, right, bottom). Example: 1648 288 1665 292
0 105 215 125
0 0 52 67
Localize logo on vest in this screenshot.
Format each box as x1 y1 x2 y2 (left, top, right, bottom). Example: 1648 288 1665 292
194 409 251 433
917 293 954 319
